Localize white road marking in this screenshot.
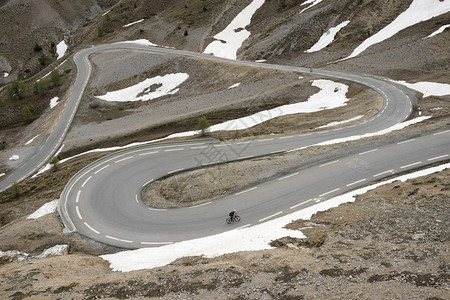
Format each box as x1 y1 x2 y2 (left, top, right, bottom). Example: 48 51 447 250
76 190 81 203
168 168 184 174
190 146 208 149
433 130 450 136
320 188 340 197
397 138 415 145
148 207 167 211
290 199 313 209
258 138 274 142
279 172 299 181
165 148 184 152
76 206 82 220
232 224 251 230
373 169 394 177
428 154 448 161
235 187 257 196
81 176 91 188
346 178 367 187
400 161 422 169
298 133 312 137
189 202 211 208
115 156 133 163
259 211 283 222
84 222 100 234
358 149 378 155
142 179 154 187
279 135 294 139
105 235 132 243
140 241 174 245
320 160 339 167
94 164 109 174
139 151 159 156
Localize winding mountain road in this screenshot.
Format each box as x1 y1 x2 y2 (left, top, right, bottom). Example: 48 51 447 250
1 42 448 248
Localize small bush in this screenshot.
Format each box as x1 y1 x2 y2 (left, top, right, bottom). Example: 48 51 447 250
34 43 42 52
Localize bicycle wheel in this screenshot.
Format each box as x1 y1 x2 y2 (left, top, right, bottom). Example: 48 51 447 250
226 217 231 224
234 215 241 222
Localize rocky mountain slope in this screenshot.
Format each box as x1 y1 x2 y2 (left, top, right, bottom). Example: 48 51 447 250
0 0 449 299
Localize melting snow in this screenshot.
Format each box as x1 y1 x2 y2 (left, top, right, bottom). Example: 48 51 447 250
0 245 69 262
300 0 324 13
117 39 158 47
9 155 19 161
50 97 60 109
56 41 68 60
390 80 450 98
425 24 450 39
305 20 350 53
123 19 144 28
343 0 450 60
34 244 69 258
207 79 349 131
27 199 58 220
0 250 29 262
228 83 241 89
203 0 265 59
95 73 189 102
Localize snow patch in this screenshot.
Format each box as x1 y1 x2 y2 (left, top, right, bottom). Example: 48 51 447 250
228 83 241 89
56 41 68 60
343 0 450 60
0 250 29 262
117 39 157 47
391 80 450 98
123 19 144 28
300 0 324 13
306 21 350 53
27 199 58 220
3 72 8 78
0 245 69 262
207 79 349 131
425 24 450 39
95 73 189 102
50 97 59 109
9 155 19 161
34 244 69 258
203 0 265 59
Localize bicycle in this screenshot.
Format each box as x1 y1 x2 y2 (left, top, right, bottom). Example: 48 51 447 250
226 215 241 224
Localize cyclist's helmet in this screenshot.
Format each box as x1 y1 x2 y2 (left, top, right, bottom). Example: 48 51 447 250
233 209 236 212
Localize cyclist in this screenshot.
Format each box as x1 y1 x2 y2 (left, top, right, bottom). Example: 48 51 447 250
229 209 237 222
